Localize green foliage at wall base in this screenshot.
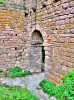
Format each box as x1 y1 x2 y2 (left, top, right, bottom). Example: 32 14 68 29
0 85 38 100
40 70 74 100
0 0 6 5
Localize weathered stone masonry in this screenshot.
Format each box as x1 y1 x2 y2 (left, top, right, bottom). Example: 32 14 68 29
0 0 74 84
26 0 74 84
0 1 29 70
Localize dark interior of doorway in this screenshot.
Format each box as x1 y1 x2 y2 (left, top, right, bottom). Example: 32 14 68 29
41 46 45 72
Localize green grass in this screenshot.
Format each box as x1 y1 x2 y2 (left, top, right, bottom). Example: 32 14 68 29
9 71 32 78
0 0 6 5
6 66 32 78
7 66 22 73
0 84 38 100
40 80 56 97
0 66 32 78
40 70 74 100
0 70 3 73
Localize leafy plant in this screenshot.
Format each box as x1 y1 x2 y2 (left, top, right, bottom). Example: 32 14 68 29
40 80 55 97
63 70 74 85
40 70 74 100
9 66 22 73
0 70 3 73
0 0 6 5
23 3 27 10
10 70 32 78
0 84 38 100
5 66 32 78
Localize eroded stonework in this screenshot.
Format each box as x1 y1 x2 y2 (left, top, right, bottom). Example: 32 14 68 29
0 0 74 84
26 0 74 84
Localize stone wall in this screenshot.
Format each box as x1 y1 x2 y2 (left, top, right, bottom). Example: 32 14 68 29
0 5 29 70
26 0 74 84
6 0 23 5
0 0 74 84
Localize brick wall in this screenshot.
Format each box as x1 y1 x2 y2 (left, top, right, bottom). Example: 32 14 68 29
0 5 29 70
0 0 74 84
26 0 74 84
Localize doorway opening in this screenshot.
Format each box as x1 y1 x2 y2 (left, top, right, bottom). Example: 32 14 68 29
30 30 45 72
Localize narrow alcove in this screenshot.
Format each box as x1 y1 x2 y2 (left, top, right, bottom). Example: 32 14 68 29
30 30 45 73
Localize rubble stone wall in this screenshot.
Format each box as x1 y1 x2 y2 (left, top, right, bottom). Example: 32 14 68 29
0 0 74 84
0 6 29 70
26 0 74 84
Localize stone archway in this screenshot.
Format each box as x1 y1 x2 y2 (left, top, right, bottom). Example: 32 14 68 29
30 30 45 73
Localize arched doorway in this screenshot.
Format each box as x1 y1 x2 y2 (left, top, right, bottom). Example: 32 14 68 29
30 30 45 73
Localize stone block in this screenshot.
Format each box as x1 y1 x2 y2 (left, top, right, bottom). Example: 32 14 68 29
67 67 74 72
70 1 74 7
62 56 70 62
70 38 74 43
62 0 69 3
64 61 73 67
60 15 68 20
70 18 74 24
71 57 74 63
60 74 64 80
50 75 60 84
62 3 69 9
68 14 73 19
17 57 22 61
66 24 74 29
69 43 74 49
71 7 74 13
56 20 65 25
70 29 74 34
